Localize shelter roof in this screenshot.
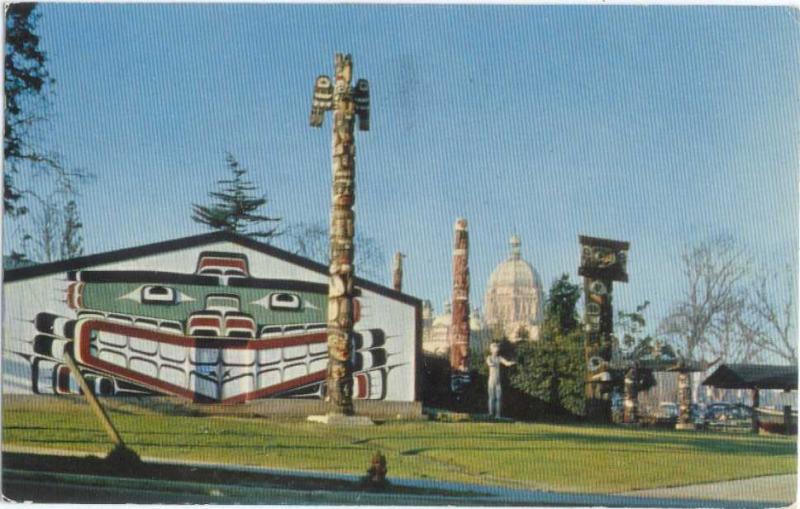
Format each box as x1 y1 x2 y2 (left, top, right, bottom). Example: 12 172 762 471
702 364 797 390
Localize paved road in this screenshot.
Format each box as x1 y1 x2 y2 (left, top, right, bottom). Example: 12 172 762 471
618 474 796 505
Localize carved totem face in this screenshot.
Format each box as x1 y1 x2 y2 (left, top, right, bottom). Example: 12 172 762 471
578 236 629 283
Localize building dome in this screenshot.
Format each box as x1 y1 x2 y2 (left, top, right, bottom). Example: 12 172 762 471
423 300 452 356
431 300 452 328
487 235 538 290
484 235 543 341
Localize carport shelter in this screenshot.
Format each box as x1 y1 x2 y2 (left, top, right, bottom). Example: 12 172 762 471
702 364 797 392
703 364 797 433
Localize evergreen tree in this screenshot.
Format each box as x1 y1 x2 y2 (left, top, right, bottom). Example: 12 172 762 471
192 152 282 240
510 274 586 416
60 199 83 259
542 273 581 336
5 3 52 216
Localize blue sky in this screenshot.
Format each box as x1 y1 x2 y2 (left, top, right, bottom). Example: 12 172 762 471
12 4 800 328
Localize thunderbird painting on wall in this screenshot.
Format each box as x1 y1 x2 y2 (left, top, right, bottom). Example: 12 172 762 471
6 233 420 404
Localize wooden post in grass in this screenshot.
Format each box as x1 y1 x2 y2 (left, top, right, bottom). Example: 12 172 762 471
63 351 124 447
752 389 760 433
784 405 792 435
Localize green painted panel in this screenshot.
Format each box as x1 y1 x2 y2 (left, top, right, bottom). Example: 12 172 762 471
80 283 326 326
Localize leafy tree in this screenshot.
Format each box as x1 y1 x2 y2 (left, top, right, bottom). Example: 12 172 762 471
510 274 586 416
192 152 282 240
613 301 668 393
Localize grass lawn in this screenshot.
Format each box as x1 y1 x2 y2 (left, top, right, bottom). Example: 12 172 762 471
3 397 796 494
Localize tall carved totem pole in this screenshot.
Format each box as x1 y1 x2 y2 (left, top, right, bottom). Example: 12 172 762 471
578 235 629 422
392 252 405 292
623 363 639 424
449 219 471 392
310 54 370 415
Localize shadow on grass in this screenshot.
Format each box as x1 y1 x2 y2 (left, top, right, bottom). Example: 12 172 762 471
531 430 796 457
372 427 796 459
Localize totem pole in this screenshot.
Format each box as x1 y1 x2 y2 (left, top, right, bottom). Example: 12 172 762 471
578 235 629 423
310 54 370 415
392 252 405 292
623 364 638 424
676 366 694 430
449 219 471 393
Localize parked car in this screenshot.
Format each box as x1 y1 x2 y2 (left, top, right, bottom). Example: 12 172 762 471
703 403 753 432
658 402 678 418
650 402 678 427
690 403 707 429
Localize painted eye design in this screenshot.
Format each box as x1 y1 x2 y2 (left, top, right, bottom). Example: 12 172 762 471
590 281 608 295
269 293 301 311
141 286 177 304
593 249 616 267
588 356 604 372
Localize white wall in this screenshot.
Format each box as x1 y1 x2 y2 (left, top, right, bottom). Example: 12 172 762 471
2 240 417 401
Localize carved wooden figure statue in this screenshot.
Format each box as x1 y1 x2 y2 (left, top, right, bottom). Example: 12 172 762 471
486 342 515 418
310 53 370 415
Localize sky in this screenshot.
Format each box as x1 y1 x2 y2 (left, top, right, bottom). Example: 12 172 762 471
8 4 800 332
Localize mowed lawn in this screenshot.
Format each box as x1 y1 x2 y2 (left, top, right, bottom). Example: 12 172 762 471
3 397 796 493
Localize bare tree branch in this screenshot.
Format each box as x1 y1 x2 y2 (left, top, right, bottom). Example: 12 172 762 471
658 236 751 362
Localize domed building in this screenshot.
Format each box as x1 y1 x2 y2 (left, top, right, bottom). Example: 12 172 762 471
422 301 491 357
425 300 452 356
484 235 544 341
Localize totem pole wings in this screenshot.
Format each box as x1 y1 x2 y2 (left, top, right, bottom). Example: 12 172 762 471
353 79 370 131
310 74 369 132
310 75 334 128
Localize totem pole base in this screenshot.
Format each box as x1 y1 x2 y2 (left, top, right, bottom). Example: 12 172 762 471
675 422 696 431
307 414 375 426
585 399 612 424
